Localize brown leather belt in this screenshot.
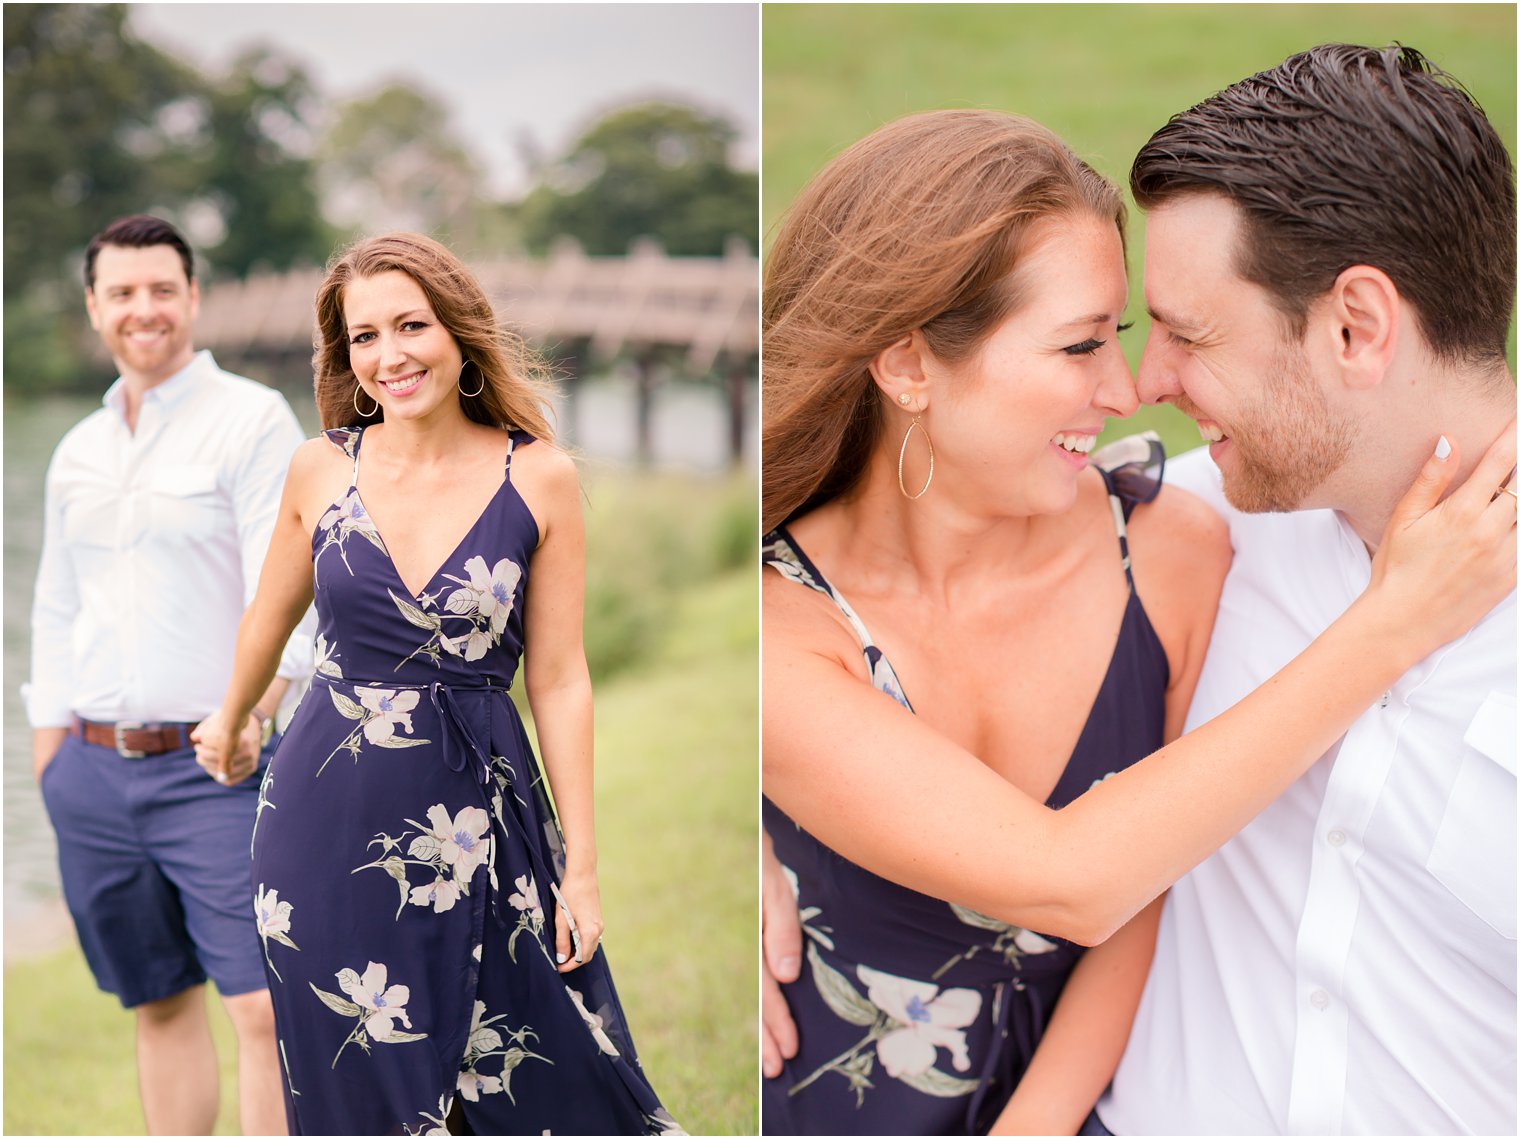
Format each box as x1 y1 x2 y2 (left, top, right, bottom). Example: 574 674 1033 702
70 716 195 758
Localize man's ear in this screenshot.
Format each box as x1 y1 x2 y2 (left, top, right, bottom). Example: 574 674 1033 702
1320 265 1399 392
84 286 102 333
187 276 201 321
868 330 933 413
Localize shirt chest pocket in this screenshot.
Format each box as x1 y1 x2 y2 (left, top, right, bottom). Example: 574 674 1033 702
147 464 225 543
1425 692 1517 939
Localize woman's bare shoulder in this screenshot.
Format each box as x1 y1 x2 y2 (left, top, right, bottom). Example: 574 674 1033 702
288 434 353 485
762 542 874 683
506 434 580 536
1129 481 1231 564
513 431 577 474
1125 481 1232 642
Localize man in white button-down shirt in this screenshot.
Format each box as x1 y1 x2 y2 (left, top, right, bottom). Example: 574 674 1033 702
27 215 309 1134
1096 44 1516 1135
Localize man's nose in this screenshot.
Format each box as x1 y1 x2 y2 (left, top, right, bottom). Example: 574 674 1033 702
1136 325 1183 405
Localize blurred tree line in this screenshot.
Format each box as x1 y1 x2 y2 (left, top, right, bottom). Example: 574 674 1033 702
3 3 758 396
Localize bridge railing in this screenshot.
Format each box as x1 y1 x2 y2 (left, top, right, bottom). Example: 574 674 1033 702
191 237 759 375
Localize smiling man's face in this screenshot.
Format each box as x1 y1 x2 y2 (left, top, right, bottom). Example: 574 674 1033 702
1136 192 1359 513
85 243 199 386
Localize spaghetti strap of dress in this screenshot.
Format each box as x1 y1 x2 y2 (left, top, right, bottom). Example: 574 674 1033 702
761 527 913 711
321 424 365 486
505 427 533 469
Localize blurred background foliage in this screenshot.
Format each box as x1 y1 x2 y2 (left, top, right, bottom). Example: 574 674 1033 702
762 3 1517 458
3 2 758 397
517 102 760 256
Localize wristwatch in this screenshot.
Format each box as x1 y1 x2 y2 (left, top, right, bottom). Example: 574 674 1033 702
251 706 275 749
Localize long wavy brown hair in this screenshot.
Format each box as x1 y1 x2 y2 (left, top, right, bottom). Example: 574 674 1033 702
762 109 1125 532
313 232 558 440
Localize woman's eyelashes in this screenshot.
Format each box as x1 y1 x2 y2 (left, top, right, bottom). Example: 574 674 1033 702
1063 337 1106 356
348 320 429 346
1061 321 1133 357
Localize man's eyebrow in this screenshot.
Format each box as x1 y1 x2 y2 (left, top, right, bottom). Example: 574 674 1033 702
1145 304 1203 334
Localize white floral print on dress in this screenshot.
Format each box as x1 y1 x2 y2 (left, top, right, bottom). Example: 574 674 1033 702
341 960 417 1041
567 986 620 1056
855 964 981 1077
359 687 421 745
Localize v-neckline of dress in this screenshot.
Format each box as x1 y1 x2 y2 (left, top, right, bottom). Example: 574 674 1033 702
351 477 513 602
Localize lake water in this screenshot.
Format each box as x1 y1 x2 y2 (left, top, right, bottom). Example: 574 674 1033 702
3 375 755 944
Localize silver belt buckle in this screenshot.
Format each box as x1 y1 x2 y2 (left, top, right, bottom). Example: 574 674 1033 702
113 721 148 759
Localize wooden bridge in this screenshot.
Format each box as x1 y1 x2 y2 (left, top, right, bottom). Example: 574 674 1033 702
188 238 759 465
193 236 758 376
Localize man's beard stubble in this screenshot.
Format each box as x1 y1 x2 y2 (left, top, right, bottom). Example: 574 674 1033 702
1180 347 1359 514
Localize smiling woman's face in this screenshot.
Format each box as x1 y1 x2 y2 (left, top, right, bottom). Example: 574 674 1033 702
922 211 1138 517
344 270 467 424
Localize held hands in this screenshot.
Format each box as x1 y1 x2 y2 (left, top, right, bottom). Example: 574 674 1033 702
762 834 802 1078
1366 425 1517 660
553 872 604 973
190 708 262 786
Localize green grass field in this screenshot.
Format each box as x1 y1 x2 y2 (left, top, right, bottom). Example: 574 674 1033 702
4 556 758 1135
763 3 1517 456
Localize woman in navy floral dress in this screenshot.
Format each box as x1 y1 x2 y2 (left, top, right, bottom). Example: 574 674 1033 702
195 234 679 1135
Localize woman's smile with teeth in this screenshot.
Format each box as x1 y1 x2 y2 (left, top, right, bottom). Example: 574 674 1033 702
1051 433 1096 454
382 371 425 394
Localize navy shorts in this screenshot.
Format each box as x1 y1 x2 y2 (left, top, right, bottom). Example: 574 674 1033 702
39 730 276 1009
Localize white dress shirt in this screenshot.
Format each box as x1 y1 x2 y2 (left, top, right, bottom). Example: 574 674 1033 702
26 350 314 726
1101 446 1516 1136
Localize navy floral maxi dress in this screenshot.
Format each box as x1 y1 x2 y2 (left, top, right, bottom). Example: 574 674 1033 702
761 448 1169 1135
251 426 680 1136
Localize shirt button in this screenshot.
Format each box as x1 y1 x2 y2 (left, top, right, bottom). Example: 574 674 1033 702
1327 829 1347 847
1310 989 1331 1011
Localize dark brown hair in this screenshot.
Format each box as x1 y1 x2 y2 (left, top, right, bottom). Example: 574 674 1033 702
85 215 194 289
762 110 1125 532
1131 43 1516 366
313 233 557 436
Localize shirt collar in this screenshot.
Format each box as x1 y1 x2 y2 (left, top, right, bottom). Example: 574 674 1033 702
102 349 215 420
1331 509 1373 572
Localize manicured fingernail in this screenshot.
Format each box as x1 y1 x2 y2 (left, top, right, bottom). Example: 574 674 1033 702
780 955 800 975
556 952 567 964
1435 435 1451 460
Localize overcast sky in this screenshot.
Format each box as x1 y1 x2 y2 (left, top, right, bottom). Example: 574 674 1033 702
131 3 759 198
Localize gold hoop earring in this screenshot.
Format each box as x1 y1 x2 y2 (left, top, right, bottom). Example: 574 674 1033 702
353 384 379 419
458 359 486 399
898 414 934 500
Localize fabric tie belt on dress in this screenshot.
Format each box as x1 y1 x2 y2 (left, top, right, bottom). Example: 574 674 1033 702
426 680 565 948
964 977 1048 1134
